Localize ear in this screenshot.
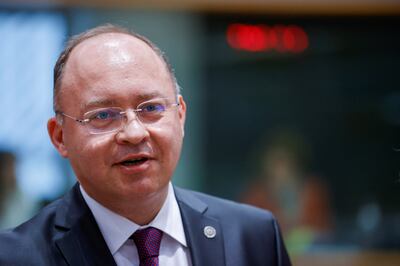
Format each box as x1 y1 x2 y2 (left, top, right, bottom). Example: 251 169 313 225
177 95 187 137
47 117 68 158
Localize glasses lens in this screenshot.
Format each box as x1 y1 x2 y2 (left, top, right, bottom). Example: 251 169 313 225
80 98 178 134
84 108 123 134
136 99 168 123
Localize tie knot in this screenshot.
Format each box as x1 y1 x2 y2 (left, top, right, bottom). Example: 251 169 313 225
131 227 163 262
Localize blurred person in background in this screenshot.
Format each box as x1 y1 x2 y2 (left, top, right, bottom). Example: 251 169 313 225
0 24 290 266
242 130 332 254
0 151 38 230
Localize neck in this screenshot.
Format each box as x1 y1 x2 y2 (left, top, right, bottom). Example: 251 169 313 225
82 184 169 226
120 188 169 225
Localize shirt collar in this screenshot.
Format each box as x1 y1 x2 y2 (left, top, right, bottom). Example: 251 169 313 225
80 183 187 255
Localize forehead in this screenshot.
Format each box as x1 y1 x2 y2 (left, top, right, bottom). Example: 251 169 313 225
59 33 174 109
72 33 161 67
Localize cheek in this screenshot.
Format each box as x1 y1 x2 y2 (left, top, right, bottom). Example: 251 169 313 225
150 124 183 162
65 131 113 171
165 132 183 170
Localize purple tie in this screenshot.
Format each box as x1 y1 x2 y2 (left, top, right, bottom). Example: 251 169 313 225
131 227 163 266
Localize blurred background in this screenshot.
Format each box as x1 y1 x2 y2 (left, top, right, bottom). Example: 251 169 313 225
0 0 399 265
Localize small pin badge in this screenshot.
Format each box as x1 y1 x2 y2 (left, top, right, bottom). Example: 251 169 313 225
203 225 216 239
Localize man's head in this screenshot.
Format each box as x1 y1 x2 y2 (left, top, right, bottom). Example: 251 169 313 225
47 24 186 219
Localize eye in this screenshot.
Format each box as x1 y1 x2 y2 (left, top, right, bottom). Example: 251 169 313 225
141 103 166 113
96 111 111 119
88 108 121 121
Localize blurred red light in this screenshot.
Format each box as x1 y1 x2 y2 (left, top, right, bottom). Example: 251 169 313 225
227 24 267 51
239 25 267 51
265 26 278 50
290 25 309 52
226 23 309 53
283 26 296 51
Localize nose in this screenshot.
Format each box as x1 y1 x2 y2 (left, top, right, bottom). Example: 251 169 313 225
115 111 149 145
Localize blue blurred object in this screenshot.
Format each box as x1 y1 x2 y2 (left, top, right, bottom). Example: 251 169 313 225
0 11 68 200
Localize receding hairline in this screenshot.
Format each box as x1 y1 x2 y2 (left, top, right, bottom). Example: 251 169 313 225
53 24 180 111
68 31 160 59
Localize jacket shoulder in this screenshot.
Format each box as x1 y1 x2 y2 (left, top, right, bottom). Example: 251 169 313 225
174 186 291 265
174 186 279 233
0 198 63 265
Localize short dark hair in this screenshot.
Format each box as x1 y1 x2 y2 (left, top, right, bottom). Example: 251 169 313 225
53 24 180 111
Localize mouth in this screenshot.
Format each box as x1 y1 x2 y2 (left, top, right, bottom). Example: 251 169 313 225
119 157 149 166
113 153 154 172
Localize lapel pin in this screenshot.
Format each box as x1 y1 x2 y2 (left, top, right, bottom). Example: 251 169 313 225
203 225 216 239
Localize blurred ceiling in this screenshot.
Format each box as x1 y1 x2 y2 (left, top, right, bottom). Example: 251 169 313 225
3 0 400 15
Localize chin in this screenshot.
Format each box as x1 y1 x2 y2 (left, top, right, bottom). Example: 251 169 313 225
121 178 168 197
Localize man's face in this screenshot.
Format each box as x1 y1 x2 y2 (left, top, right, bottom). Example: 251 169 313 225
48 33 186 207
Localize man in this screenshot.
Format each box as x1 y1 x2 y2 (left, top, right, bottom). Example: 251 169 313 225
0 24 291 266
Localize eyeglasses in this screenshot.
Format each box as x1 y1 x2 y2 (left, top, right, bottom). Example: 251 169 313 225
56 98 180 134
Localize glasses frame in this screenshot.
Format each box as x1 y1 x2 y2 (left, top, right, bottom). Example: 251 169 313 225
55 97 180 134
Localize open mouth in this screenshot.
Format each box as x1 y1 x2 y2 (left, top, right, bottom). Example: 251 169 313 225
120 157 148 166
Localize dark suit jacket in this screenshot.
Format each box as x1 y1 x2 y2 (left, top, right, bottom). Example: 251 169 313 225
0 184 291 266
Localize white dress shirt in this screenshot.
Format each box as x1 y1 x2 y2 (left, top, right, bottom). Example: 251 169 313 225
80 183 192 266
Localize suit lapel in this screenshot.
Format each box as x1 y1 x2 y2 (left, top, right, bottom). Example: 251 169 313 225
54 184 227 265
54 184 117 266
175 187 226 266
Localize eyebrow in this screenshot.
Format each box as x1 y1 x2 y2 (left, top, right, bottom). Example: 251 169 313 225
82 99 118 110
135 92 166 102
82 92 167 110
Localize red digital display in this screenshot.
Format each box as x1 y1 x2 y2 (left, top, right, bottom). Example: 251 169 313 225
227 23 309 53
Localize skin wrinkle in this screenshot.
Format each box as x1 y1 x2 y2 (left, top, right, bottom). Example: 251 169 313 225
48 32 186 225
82 92 165 110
